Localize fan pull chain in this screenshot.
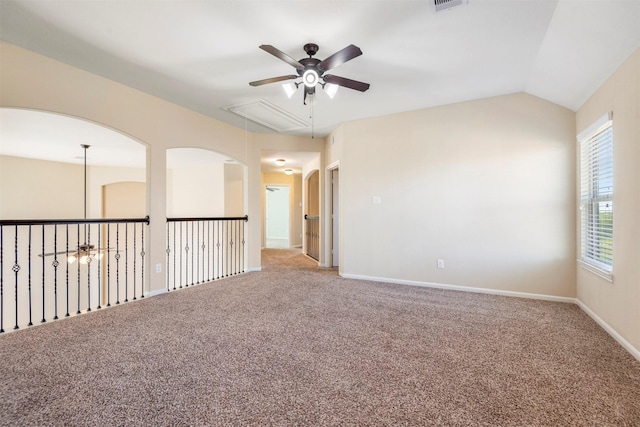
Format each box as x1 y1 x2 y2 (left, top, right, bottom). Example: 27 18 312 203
310 99 314 139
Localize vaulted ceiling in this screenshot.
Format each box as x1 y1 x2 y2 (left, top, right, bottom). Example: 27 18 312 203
2 0 638 139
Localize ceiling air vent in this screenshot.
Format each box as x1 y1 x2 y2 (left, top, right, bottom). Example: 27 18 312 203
432 0 468 13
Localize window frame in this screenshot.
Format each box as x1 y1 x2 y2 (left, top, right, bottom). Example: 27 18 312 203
577 113 614 282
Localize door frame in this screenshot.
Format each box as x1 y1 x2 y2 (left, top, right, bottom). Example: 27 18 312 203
264 184 291 249
325 160 340 269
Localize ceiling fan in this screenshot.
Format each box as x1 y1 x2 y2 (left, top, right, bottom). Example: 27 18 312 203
40 144 109 264
250 43 370 104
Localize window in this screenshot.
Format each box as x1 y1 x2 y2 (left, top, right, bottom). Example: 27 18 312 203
578 113 613 278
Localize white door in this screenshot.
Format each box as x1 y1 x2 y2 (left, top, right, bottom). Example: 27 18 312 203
266 185 290 248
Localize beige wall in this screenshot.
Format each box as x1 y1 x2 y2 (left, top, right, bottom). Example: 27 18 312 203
0 155 147 220
337 93 577 298
576 48 640 354
0 155 84 219
103 182 146 218
90 165 146 217
224 163 245 218
167 163 224 218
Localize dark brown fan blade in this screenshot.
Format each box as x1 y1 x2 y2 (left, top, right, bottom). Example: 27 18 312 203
259 45 303 69
323 74 370 92
39 250 69 257
249 75 298 87
317 44 363 72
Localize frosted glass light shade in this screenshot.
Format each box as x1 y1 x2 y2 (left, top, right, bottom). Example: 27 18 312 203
325 83 339 99
282 82 297 98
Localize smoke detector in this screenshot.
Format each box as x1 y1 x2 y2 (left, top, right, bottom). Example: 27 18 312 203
432 0 468 13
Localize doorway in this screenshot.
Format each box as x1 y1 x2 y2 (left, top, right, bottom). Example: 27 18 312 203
265 185 290 248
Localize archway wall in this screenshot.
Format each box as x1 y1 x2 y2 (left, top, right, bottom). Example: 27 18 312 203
0 42 319 289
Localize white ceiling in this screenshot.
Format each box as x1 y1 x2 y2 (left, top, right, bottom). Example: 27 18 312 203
1 0 639 168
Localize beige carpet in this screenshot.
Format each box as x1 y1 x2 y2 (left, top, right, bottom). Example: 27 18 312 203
0 248 639 426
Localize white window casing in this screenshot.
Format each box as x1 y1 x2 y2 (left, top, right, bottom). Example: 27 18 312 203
578 112 613 281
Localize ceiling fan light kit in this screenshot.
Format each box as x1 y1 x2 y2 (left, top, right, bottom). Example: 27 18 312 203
67 244 104 265
250 43 370 105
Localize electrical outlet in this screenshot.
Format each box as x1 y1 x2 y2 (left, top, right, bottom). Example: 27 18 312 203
155 263 162 273
437 259 445 269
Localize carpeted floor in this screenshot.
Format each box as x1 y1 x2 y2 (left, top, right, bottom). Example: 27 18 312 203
1 248 639 426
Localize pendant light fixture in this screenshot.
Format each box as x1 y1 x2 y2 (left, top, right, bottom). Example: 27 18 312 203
39 144 105 264
68 144 103 264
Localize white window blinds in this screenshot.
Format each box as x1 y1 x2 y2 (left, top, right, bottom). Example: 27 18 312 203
579 113 613 273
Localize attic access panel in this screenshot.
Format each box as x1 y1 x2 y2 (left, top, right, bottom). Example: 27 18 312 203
222 99 309 133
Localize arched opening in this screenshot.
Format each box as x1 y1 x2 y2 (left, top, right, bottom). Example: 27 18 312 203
166 148 244 218
165 148 247 289
0 108 147 220
0 108 148 330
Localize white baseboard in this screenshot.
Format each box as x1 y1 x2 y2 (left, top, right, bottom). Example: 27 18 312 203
146 288 168 298
575 299 640 362
340 273 576 303
245 267 262 272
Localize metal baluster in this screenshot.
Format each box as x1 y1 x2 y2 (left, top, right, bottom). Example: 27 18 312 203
207 220 211 282
53 225 59 320
242 219 246 273
132 223 137 300
191 221 194 286
180 222 184 288
186 221 191 287
228 220 232 276
196 220 200 284
201 220 205 283
86 224 91 312
13 225 19 330
116 223 120 304
220 221 224 278
76 224 81 315
235 220 239 275
124 223 128 303
202 220 206 282
140 223 145 298
41 225 46 323
97 224 102 309
217 221 221 279
173 222 177 290
107 224 111 307
65 224 70 317
229 221 234 276
166 222 170 291
1 225 4 333
27 225 33 326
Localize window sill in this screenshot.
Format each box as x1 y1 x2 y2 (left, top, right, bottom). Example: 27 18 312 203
578 259 614 283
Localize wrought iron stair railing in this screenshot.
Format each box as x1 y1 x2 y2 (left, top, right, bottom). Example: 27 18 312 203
0 217 149 333
166 216 248 291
